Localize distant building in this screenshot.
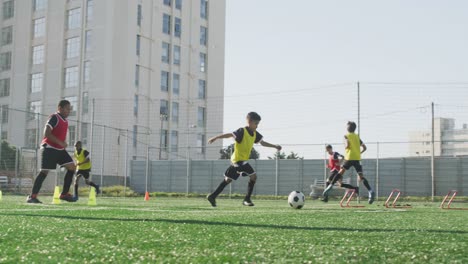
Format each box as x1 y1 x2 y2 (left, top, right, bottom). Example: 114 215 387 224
409 118 468 156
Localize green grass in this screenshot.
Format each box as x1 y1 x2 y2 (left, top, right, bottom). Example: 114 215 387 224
0 195 467 263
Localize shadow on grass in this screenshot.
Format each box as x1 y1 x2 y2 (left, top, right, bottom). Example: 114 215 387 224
1 212 467 235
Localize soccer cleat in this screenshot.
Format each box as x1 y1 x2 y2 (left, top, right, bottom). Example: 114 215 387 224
321 196 329 203
95 185 101 195
26 195 42 204
368 190 375 204
73 196 79 201
242 199 254 206
60 193 77 202
207 194 216 207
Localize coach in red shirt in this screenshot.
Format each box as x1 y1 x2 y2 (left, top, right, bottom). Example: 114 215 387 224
27 100 77 203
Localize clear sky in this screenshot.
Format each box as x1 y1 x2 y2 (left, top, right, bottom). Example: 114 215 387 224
221 0 468 159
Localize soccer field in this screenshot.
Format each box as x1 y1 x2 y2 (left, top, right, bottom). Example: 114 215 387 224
0 196 467 263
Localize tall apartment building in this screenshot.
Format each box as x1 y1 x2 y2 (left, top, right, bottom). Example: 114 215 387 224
409 118 468 157
0 0 226 177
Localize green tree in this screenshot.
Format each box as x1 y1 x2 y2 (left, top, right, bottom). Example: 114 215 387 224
268 151 303 160
219 144 260 160
0 141 17 170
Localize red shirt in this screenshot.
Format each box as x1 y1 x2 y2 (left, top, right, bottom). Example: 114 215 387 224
328 152 343 171
41 113 68 150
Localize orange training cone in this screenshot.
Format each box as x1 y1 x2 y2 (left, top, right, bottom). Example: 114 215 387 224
144 191 150 201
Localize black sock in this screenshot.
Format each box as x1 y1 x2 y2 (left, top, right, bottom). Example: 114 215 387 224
31 171 47 197
211 180 229 198
362 178 372 191
245 180 256 201
61 170 74 195
88 181 98 188
74 183 79 197
341 183 355 189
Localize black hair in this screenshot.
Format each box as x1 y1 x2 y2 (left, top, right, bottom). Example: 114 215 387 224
247 112 261 122
58 100 71 108
347 121 357 133
325 144 332 149
75 141 82 146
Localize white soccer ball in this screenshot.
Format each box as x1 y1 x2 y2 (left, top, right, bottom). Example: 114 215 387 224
288 191 305 209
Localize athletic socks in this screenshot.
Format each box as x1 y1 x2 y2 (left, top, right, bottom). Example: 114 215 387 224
362 178 372 191
74 183 79 197
31 171 47 197
210 180 229 198
61 170 74 195
340 183 355 189
88 181 98 188
245 180 256 201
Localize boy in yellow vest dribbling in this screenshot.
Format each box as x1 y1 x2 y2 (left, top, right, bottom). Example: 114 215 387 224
73 141 100 200
206 112 281 207
323 121 375 204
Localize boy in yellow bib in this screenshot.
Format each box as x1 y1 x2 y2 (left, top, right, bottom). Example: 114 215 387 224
323 121 375 204
207 112 281 207
73 141 100 200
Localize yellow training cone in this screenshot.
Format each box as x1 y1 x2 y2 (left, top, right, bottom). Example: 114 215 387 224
88 187 97 206
0 190 2 201
52 186 61 204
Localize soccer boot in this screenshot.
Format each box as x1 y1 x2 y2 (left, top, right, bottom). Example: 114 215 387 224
242 199 254 206
95 185 101 195
206 194 216 207
321 195 329 203
60 193 77 202
368 190 376 204
26 195 42 204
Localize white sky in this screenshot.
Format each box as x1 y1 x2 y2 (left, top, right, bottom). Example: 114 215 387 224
221 0 468 159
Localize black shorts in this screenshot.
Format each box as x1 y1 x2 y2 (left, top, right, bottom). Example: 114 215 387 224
225 161 255 180
40 147 74 170
342 160 363 174
76 169 91 179
328 170 342 184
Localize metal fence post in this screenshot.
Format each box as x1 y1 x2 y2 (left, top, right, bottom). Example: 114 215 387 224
275 151 279 196
186 147 190 195
100 126 105 192
376 142 380 200
124 129 128 198
145 142 149 195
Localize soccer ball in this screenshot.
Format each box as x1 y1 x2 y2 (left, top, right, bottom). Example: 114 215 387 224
288 191 305 209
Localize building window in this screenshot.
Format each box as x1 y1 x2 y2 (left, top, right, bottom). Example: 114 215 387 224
1 105 8 123
162 42 170 63
30 73 43 93
67 8 81 30
174 17 181 38
171 130 178 153
26 129 37 148
198 79 206 99
64 66 79 88
133 125 137 147
1 131 6 140
200 0 207 19
28 101 41 120
200 52 206 72
86 0 93 23
200 26 207 46
163 14 171 34
64 96 77 116
160 99 168 115
33 17 46 38
137 4 142 26
0 78 9 97
85 30 92 54
197 134 206 154
136 35 141 56
175 0 182 10
135 65 140 86
33 0 47 11
197 107 205 127
81 123 88 145
173 73 179 95
82 92 89 114
68 125 76 146
84 61 91 83
1 26 12 46
161 71 169 92
65 37 80 59
163 0 171 6
161 129 168 151
134 94 138 117
171 102 179 123
32 45 44 65
0 52 11 72
2 0 14 20
173 45 180 65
